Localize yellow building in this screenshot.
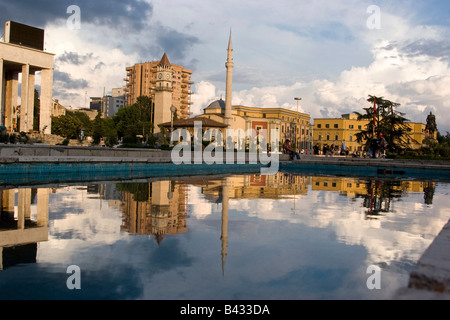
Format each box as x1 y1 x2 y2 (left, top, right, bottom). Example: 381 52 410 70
196 99 313 150
313 113 368 153
313 113 432 153
124 53 194 119
406 122 437 150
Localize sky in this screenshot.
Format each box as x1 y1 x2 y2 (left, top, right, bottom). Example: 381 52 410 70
1 0 450 132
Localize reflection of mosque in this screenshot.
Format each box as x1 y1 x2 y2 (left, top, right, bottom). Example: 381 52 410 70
118 181 189 244
0 188 49 270
197 173 311 200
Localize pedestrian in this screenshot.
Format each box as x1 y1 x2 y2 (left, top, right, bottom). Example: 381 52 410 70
283 139 301 160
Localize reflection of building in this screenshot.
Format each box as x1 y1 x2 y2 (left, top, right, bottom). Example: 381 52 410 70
311 176 436 218
0 188 49 269
197 174 310 201
312 177 432 196
119 181 188 244
312 177 368 197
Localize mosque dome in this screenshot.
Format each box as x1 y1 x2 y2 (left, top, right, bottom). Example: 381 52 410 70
205 98 226 110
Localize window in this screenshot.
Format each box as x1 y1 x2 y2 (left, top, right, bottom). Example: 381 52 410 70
317 124 322 129
318 135 322 141
326 124 330 129
326 135 330 141
349 125 354 129
334 124 338 129
358 125 362 130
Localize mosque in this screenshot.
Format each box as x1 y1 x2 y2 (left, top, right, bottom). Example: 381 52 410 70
160 32 313 150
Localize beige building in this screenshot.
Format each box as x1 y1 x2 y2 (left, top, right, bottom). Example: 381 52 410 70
0 21 54 134
124 53 194 120
196 100 312 150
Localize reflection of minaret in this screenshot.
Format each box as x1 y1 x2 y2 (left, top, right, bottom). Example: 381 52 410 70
221 177 230 276
224 30 234 129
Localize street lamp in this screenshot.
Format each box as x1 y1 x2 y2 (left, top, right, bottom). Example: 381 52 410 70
170 105 177 146
294 98 302 150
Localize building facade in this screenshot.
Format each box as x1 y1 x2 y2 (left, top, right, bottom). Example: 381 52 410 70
313 113 432 153
0 21 54 134
124 53 194 120
196 99 313 151
313 113 368 153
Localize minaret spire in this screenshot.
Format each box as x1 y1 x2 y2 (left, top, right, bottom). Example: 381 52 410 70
224 29 234 129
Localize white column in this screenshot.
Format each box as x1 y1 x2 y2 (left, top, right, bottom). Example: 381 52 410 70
27 71 35 131
4 72 19 131
40 68 53 134
0 58 4 126
20 64 30 132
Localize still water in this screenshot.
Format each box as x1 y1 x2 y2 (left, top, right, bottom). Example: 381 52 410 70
1 172 450 300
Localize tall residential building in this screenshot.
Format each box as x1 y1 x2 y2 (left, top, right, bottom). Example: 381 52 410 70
124 53 194 119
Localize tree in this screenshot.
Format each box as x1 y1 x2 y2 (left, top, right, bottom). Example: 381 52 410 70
113 96 154 144
51 110 92 139
355 95 412 153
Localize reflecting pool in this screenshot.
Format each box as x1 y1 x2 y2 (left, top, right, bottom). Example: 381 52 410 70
1 172 450 300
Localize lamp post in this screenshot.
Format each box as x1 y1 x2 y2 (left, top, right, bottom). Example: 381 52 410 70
170 105 177 146
294 97 302 150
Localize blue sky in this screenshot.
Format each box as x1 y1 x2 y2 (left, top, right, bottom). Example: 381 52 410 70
1 0 450 132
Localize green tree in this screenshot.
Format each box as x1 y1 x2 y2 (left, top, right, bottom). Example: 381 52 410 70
113 96 154 144
92 112 104 145
355 95 412 153
51 110 92 139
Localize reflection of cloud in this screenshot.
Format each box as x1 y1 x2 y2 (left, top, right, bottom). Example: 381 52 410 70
227 186 450 277
188 186 213 219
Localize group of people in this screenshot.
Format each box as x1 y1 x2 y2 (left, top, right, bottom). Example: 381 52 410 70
369 133 388 158
282 133 388 161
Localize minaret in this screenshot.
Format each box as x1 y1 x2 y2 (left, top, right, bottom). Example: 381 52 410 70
224 30 234 129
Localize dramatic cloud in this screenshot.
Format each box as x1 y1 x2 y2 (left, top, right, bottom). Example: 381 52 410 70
0 0 153 30
53 70 89 89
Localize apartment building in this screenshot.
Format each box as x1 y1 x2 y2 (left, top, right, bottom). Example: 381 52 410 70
124 53 194 119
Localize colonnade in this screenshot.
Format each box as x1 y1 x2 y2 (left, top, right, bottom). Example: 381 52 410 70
0 41 54 134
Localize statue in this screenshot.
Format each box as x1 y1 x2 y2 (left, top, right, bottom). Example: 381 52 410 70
425 111 437 138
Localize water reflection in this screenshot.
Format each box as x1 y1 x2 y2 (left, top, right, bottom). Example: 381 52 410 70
0 172 447 299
